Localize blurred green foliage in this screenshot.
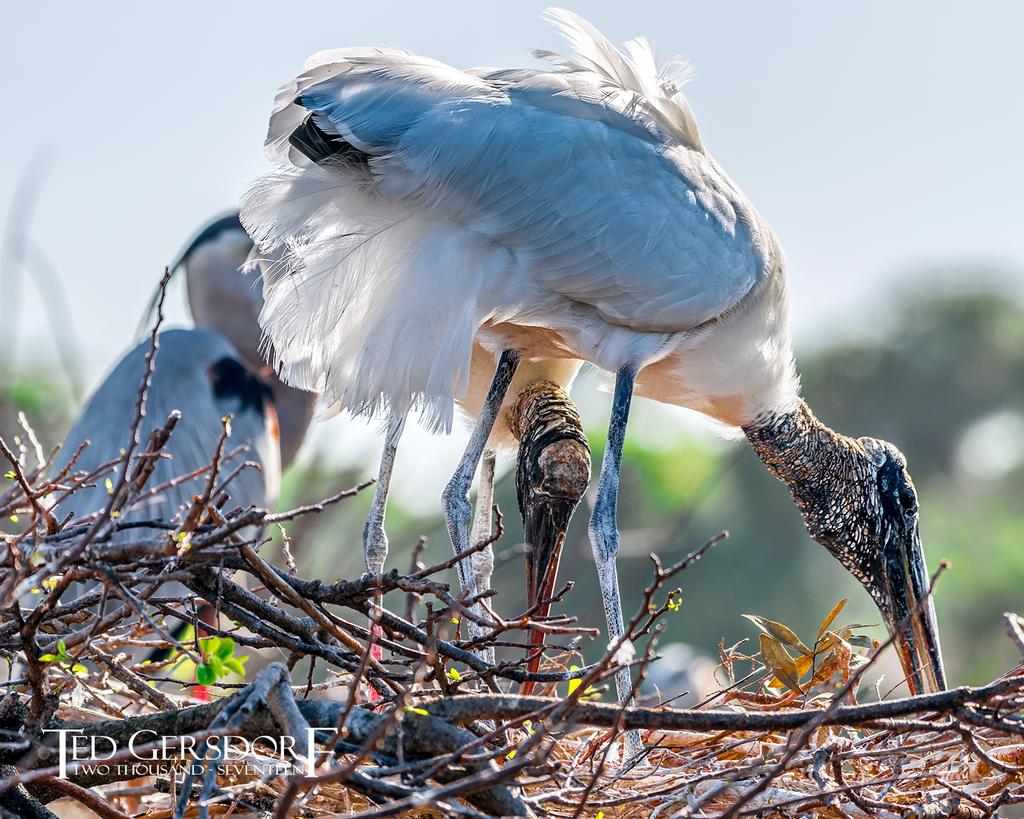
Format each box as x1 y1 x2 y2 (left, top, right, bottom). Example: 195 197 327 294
4 280 1023 688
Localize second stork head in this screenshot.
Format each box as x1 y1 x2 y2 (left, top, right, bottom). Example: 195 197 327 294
746 404 945 694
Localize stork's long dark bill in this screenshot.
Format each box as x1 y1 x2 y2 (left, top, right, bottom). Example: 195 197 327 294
882 522 947 695
521 506 570 695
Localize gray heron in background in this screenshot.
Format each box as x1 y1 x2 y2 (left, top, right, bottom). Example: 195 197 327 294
51 329 279 540
241 8 947 750
52 214 315 659
178 213 316 468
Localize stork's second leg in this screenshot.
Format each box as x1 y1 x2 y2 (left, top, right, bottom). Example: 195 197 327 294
442 350 519 647
510 380 590 695
470 449 497 597
363 412 406 672
469 449 497 664
589 364 644 758
363 412 406 577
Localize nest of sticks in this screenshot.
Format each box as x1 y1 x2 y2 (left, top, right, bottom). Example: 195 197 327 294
4 293 1024 819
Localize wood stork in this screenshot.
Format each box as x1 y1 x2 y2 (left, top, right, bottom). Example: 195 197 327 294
241 9 946 732
51 215 314 654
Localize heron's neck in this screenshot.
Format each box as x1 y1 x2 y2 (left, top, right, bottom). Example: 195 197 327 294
742 399 860 507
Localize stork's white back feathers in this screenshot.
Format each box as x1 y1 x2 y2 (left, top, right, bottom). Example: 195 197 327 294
242 9 798 432
533 9 703 153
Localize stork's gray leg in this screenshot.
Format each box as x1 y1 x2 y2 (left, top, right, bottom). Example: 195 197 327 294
470 449 497 595
469 449 497 664
589 364 644 759
442 351 519 646
363 412 406 577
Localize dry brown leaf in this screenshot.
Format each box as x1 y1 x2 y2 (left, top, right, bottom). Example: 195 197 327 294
768 652 813 689
744 614 812 655
811 640 853 687
815 628 853 657
759 633 803 693
816 598 848 639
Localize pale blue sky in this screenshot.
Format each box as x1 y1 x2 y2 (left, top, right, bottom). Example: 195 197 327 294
2 1 1023 499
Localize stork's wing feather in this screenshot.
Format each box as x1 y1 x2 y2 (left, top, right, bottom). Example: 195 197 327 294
243 11 770 426
266 48 499 166
534 8 703 153
51 330 277 542
368 80 762 331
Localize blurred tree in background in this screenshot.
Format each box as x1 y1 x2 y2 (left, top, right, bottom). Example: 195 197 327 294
4 276 1022 688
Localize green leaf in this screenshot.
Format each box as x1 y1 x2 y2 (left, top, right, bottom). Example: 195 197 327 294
196 664 216 685
215 638 235 661
404 706 429 716
38 654 59 663
224 657 247 676
198 636 220 656
208 656 225 678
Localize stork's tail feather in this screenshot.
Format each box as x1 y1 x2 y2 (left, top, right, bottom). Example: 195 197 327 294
242 9 705 427
241 166 488 432
537 7 704 152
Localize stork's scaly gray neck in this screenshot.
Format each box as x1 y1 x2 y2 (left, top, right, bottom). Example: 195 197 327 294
742 399 882 586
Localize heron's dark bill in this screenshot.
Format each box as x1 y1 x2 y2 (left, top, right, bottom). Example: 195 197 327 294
883 522 947 695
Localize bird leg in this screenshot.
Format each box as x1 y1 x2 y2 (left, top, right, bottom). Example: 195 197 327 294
363 412 406 577
588 364 644 759
470 449 497 597
442 350 519 649
509 379 590 695
469 449 497 664
363 412 406 671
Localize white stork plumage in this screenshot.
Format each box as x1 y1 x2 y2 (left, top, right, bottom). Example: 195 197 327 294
242 9 946 750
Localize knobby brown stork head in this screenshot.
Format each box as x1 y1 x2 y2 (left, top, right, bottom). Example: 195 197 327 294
746 402 947 695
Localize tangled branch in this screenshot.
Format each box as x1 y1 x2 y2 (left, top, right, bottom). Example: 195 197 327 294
3 306 1024 816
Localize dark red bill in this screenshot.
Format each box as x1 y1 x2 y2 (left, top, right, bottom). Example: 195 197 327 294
521 519 568 696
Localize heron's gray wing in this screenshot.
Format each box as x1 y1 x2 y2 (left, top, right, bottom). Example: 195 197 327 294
51 329 277 543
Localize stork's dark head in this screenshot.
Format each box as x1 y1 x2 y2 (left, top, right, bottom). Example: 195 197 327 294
746 404 947 695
